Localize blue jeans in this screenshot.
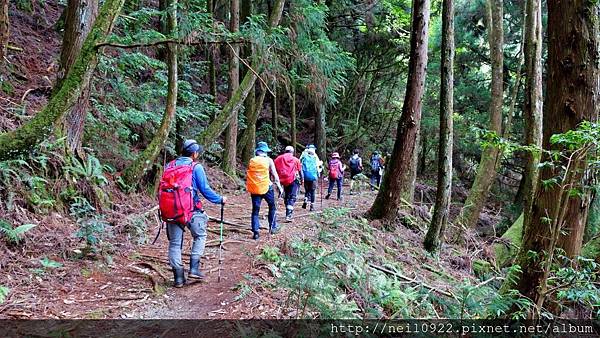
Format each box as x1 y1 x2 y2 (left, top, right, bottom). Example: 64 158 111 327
167 211 208 269
327 177 343 199
284 181 300 211
251 185 277 234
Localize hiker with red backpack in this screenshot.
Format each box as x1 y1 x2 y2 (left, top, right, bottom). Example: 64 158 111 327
325 152 346 201
158 139 227 288
274 145 304 222
246 142 283 240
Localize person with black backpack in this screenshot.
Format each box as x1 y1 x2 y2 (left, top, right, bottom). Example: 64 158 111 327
370 151 384 190
348 149 363 194
158 139 227 288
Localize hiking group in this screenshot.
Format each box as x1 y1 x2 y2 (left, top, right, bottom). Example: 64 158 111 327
157 139 385 287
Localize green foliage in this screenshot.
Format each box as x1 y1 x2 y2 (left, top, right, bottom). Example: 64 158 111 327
260 246 281 263
552 255 600 317
0 286 9 304
64 155 108 186
0 219 37 245
70 197 111 253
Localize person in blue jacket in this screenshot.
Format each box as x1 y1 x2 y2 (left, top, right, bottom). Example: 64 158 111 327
167 139 227 287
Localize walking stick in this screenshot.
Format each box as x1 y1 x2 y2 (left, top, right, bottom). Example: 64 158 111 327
320 175 323 210
217 202 224 282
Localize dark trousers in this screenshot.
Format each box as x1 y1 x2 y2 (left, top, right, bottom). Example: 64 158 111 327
327 177 343 199
284 181 300 210
251 186 277 234
371 169 381 188
304 179 317 203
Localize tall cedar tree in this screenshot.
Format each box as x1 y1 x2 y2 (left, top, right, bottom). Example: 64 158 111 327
456 0 503 230
516 0 599 311
222 0 239 175
0 0 125 160
121 0 178 187
368 0 430 220
424 0 454 253
0 0 8 63
521 0 543 232
207 0 217 103
56 0 99 156
196 0 285 146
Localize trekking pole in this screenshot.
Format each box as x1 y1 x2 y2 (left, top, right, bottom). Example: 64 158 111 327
217 202 224 283
320 176 323 210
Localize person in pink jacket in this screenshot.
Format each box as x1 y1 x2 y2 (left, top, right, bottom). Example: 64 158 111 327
325 152 346 201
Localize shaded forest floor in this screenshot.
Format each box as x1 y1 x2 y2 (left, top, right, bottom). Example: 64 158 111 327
1 177 498 319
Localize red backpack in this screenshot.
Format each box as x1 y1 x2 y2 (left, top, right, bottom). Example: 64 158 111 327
158 161 202 226
328 161 340 179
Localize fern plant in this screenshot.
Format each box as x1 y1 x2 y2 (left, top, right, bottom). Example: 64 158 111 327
63 155 108 187
0 219 37 245
0 286 9 304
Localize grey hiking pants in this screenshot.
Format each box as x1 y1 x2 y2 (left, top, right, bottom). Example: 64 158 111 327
167 211 208 269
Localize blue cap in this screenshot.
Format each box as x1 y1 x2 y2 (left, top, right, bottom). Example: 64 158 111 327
182 139 202 154
255 141 272 153
306 144 316 150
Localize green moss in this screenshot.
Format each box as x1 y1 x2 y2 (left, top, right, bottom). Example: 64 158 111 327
582 236 600 261
494 213 523 267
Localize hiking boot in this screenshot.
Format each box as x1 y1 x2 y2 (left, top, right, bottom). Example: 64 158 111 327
325 193 331 200
173 267 185 288
309 203 314 211
252 232 260 240
285 209 293 222
270 226 280 235
338 196 343 201
188 258 205 280
302 199 307 209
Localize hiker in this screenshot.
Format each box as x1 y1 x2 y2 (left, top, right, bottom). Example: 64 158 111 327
348 149 363 194
300 144 322 211
325 152 345 200
274 145 303 222
158 139 227 288
370 151 384 190
246 141 283 240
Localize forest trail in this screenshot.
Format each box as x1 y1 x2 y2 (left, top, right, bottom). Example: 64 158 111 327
131 180 371 319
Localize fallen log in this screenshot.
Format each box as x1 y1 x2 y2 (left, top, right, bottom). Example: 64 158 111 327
368 263 455 298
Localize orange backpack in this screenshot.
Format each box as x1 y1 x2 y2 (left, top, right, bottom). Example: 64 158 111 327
247 156 271 195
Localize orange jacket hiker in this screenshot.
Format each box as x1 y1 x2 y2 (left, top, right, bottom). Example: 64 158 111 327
247 156 271 195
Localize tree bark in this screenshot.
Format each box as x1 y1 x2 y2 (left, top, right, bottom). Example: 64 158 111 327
521 0 543 235
271 84 278 142
0 0 125 161
240 85 266 163
121 0 178 187
314 103 326 160
290 84 297 149
195 0 285 146
207 0 217 103
516 0 599 313
368 0 430 220
0 0 9 64
424 0 454 254
56 0 99 156
221 0 240 175
455 0 503 230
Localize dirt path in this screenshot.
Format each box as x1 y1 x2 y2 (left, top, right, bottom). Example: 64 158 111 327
129 181 373 319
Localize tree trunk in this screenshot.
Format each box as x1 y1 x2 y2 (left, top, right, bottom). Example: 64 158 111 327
314 103 326 160
271 84 278 142
0 0 124 161
368 0 430 220
521 0 543 234
516 0 599 313
121 0 178 187
0 0 9 64
290 84 297 149
207 0 217 103
56 0 99 156
196 0 285 146
455 0 503 230
222 0 240 175
240 85 266 164
424 0 454 254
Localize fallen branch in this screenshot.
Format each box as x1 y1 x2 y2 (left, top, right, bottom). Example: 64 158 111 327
368 263 455 298
95 38 246 49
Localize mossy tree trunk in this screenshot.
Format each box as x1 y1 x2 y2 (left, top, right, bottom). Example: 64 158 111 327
222 0 240 175
521 0 543 231
271 84 278 142
240 85 266 163
0 0 124 161
195 0 285 146
424 0 454 254
121 0 178 187
515 0 599 313
290 84 297 150
56 0 99 156
314 103 326 160
455 0 503 230
207 0 217 104
368 0 430 221
0 0 8 64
